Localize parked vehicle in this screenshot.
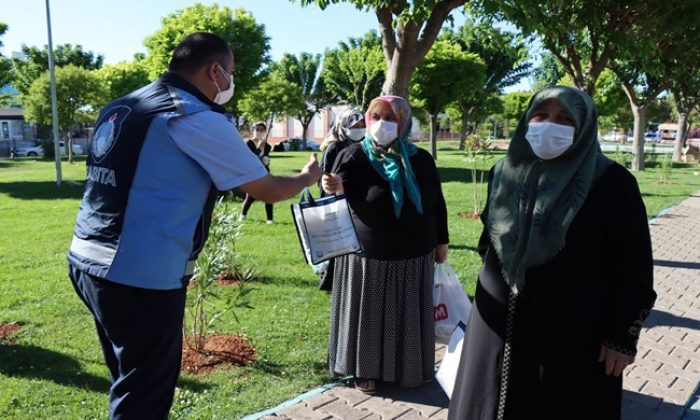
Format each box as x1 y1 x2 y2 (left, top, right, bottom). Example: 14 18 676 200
14 141 84 157
273 138 321 151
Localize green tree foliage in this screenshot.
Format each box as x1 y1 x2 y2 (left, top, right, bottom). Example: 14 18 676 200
23 65 104 157
320 31 385 110
93 59 151 109
530 51 566 91
0 22 13 104
664 19 700 160
238 72 305 126
294 0 468 98
443 19 530 149
411 40 486 159
143 3 271 117
607 4 694 171
12 43 104 97
276 52 334 144
500 91 531 137
476 0 668 95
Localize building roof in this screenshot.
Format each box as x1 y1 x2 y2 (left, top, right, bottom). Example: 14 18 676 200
0 108 24 120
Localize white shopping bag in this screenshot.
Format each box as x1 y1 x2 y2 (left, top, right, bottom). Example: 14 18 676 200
436 321 465 399
433 262 472 343
291 189 363 265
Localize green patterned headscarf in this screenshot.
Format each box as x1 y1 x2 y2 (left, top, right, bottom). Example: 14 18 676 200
487 86 613 294
361 95 423 218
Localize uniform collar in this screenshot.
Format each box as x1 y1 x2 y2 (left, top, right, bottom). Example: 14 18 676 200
159 72 227 114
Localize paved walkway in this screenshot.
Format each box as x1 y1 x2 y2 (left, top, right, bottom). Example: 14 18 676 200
255 192 700 420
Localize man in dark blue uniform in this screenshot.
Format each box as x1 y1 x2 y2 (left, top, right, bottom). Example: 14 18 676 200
68 32 322 419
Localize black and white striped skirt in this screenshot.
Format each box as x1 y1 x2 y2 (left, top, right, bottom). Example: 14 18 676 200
328 251 435 387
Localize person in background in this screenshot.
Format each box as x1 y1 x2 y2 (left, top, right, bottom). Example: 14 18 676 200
317 108 366 290
240 121 274 224
319 108 366 186
67 32 322 419
448 86 656 420
322 95 449 394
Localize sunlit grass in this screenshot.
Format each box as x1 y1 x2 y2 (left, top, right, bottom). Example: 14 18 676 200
0 144 698 418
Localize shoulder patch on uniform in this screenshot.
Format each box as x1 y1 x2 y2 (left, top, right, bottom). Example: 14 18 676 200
92 105 131 162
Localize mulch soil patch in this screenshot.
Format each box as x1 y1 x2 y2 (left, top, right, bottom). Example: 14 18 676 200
0 322 24 342
458 211 482 220
181 333 256 375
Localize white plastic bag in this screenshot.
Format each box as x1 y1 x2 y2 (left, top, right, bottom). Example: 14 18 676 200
436 321 466 398
433 262 472 343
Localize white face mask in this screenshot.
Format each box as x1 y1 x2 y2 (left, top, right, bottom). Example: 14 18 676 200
525 121 575 160
253 130 265 139
370 120 398 146
345 127 366 142
213 67 234 105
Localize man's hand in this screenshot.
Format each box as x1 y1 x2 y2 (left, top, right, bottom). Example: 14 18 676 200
300 153 323 186
435 244 448 263
598 343 634 377
322 173 344 195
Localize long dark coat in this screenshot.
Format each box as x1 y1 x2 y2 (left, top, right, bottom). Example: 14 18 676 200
448 163 656 420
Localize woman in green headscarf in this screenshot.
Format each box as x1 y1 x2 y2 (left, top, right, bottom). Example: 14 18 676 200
322 96 449 393
448 86 656 420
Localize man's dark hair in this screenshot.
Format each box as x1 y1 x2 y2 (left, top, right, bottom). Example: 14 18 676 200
168 32 233 75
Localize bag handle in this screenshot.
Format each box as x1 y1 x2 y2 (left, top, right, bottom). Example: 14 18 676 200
300 187 316 205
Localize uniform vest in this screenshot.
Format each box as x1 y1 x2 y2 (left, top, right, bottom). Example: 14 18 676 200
68 73 223 290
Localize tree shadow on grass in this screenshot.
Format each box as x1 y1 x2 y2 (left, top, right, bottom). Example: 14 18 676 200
0 160 27 169
449 244 480 253
0 181 84 201
0 342 209 393
0 342 110 393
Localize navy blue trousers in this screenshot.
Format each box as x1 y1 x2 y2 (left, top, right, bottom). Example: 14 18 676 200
69 264 187 420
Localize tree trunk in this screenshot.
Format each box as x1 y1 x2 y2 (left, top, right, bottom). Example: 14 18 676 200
382 60 413 98
430 113 438 160
301 122 309 150
459 110 471 151
673 111 689 162
67 134 73 164
631 104 646 171
375 2 465 99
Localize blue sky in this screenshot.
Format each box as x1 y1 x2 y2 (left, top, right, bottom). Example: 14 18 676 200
2 0 388 62
1 0 530 90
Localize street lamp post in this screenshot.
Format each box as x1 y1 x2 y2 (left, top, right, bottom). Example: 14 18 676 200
45 0 62 186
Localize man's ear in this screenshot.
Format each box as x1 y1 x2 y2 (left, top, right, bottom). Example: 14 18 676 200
205 62 219 83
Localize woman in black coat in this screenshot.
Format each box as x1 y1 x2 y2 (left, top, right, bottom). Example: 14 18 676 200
448 86 656 420
240 121 274 223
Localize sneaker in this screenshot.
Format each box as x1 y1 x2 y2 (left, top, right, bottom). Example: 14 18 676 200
266 220 274 225
239 215 246 221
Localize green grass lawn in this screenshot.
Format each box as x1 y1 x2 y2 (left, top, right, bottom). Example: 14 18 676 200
1 142 699 419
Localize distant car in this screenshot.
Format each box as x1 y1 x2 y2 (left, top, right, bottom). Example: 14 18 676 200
273 138 321 151
272 140 292 152
645 132 660 142
14 141 84 157
305 139 321 151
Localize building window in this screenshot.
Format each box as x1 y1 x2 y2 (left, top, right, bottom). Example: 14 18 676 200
1 122 9 139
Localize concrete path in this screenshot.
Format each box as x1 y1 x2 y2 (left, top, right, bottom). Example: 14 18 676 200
622 192 700 420
255 191 700 420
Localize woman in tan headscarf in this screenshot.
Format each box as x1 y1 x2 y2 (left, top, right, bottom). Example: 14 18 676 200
322 96 449 393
